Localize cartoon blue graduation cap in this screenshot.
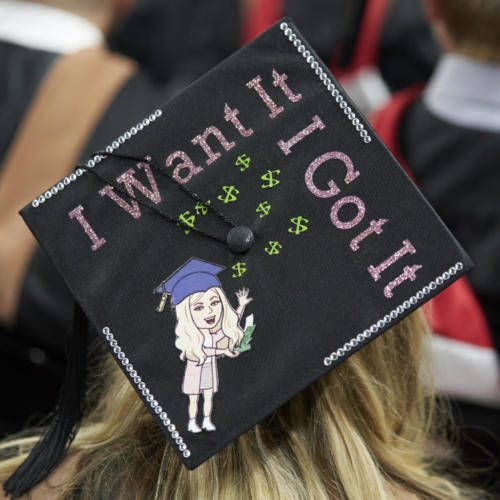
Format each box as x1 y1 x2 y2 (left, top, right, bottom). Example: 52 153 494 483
154 257 226 312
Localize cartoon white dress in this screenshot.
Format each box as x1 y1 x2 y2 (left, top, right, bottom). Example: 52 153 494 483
182 329 224 394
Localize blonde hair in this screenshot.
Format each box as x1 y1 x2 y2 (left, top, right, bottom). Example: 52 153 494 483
0 310 487 499
436 0 500 62
174 287 244 364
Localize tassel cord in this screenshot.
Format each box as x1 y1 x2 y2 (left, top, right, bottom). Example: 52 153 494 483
77 151 239 245
4 303 88 499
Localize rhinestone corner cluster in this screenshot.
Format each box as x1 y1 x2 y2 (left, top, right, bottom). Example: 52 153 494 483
279 21 372 145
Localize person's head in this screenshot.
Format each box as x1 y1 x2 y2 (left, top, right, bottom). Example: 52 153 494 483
423 0 500 62
174 287 244 363
29 0 135 35
0 309 485 499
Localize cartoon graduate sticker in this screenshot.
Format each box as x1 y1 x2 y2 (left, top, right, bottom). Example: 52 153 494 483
154 257 255 433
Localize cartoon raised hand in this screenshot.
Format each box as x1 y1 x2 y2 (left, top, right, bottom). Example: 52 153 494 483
235 287 253 317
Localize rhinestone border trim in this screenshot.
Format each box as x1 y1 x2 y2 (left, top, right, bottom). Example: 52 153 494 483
323 262 464 366
279 21 372 144
30 109 163 208
101 326 191 458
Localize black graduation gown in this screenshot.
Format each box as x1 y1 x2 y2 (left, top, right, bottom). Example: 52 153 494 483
0 40 187 435
379 0 440 92
400 98 500 353
398 97 500 495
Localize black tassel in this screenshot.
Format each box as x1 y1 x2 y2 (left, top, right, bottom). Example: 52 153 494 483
3 302 88 499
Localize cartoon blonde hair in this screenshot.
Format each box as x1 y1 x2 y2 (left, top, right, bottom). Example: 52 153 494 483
174 287 244 364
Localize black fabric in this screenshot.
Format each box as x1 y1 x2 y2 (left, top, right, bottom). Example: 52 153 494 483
283 0 364 66
0 43 187 435
0 42 62 437
109 0 365 80
15 71 188 353
400 99 500 352
4 303 88 499
452 400 500 494
20 20 470 469
0 325 64 437
108 0 240 83
379 0 440 92
0 42 57 165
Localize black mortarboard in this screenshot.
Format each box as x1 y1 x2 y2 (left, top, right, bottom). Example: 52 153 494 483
5 19 471 497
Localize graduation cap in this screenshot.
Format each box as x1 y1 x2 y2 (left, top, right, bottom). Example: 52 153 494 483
5 19 471 497
154 257 225 311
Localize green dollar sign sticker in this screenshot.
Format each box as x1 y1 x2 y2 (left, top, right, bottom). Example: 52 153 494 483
176 210 195 235
265 241 282 255
235 154 251 171
195 200 210 215
256 201 271 218
288 216 309 234
232 262 247 278
217 185 239 203
261 170 280 189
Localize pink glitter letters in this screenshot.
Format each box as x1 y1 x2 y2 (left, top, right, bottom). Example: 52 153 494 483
272 68 302 103
367 239 416 281
117 162 162 204
384 265 423 298
246 75 284 119
330 196 366 230
99 185 141 219
99 161 162 219
166 151 203 184
278 115 325 156
191 126 236 166
350 219 389 251
301 144 422 299
224 104 253 137
305 152 360 198
68 205 106 251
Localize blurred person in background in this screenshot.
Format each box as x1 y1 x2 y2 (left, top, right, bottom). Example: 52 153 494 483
109 0 240 83
241 0 383 113
372 0 500 491
0 0 190 437
378 0 440 93
240 0 440 114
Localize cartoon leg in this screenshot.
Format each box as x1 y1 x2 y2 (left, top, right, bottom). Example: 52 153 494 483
201 389 216 431
187 394 201 433
188 394 199 419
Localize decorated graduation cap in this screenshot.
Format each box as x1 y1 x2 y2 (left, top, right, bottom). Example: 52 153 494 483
5 19 471 497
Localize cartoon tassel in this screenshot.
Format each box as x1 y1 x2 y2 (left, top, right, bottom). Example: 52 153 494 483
156 293 168 313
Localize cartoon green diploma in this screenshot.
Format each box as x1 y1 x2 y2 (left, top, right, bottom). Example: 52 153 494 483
234 314 255 352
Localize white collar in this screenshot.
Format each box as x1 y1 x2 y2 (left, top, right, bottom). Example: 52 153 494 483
0 1 104 54
424 54 500 133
